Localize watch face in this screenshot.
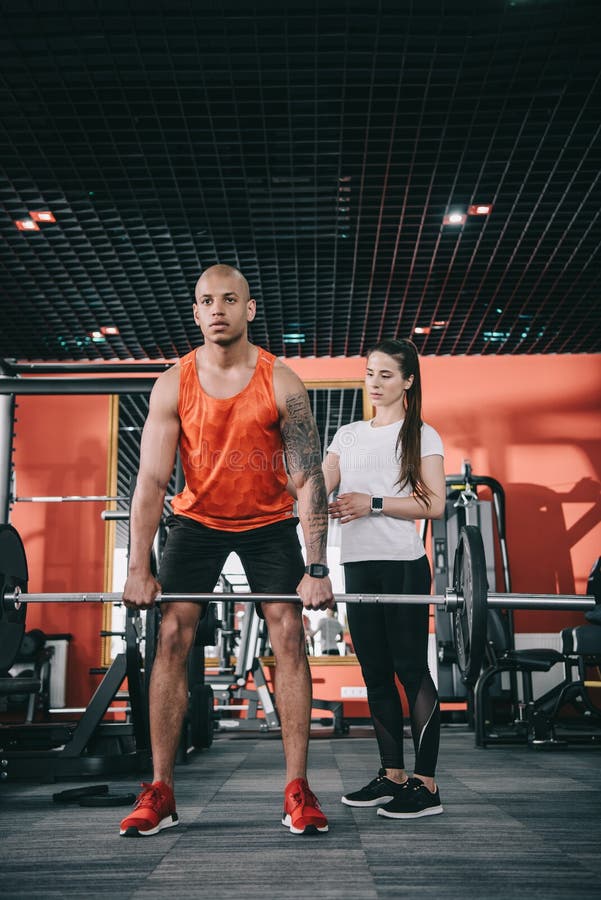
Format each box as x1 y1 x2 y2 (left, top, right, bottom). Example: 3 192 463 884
371 497 383 511
307 563 329 578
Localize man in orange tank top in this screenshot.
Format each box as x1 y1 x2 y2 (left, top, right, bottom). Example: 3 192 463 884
119 264 334 838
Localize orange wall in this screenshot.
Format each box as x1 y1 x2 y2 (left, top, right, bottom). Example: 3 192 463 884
423 355 601 632
11 395 110 708
8 353 600 708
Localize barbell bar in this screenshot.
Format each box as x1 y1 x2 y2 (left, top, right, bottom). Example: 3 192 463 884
14 493 175 503
14 495 131 503
0 523 596 686
3 588 594 612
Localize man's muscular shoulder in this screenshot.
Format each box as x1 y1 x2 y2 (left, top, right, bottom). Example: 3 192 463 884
150 361 181 416
273 359 308 416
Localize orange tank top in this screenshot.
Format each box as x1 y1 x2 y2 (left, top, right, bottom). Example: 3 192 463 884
171 347 294 531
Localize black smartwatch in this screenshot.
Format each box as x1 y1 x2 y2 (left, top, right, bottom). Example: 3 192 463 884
305 563 330 578
370 496 384 514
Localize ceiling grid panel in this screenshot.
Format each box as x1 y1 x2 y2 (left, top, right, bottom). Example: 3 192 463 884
0 0 599 362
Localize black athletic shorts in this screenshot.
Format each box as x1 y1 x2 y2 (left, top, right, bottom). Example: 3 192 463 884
158 514 305 616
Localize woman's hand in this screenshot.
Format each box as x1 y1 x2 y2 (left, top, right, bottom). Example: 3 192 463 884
328 492 371 523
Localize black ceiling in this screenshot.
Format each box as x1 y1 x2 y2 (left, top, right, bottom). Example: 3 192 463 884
1 0 600 363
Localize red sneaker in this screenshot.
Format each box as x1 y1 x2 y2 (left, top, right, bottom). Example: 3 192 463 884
119 781 179 837
282 777 329 835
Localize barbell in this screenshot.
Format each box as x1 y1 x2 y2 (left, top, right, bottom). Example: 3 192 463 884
0 523 596 685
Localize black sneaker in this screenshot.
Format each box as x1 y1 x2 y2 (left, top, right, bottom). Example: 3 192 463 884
377 778 443 819
341 769 410 808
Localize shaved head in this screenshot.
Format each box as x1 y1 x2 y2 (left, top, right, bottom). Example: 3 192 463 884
195 265 251 301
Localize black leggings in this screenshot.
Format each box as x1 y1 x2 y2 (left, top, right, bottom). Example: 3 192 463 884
344 557 440 777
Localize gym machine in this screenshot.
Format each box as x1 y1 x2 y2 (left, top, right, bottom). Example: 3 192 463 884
474 557 601 748
202 583 346 736
428 460 511 704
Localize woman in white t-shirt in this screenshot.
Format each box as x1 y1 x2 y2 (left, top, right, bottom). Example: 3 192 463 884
324 338 446 820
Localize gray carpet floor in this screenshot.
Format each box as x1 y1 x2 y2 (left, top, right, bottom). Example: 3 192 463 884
0 729 600 900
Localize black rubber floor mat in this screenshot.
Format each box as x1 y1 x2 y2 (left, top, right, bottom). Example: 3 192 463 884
52 784 109 803
78 793 137 807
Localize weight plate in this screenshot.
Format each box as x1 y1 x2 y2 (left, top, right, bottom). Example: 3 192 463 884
195 602 219 647
452 525 488 685
0 524 29 671
189 683 215 749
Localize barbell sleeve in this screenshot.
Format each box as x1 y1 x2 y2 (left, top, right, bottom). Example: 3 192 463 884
487 592 595 610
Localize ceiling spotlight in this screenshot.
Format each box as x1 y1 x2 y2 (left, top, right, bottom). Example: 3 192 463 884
414 326 431 335
282 332 306 344
100 325 120 336
89 331 107 343
432 321 447 329
468 204 492 216
443 212 466 226
30 210 56 223
15 219 40 231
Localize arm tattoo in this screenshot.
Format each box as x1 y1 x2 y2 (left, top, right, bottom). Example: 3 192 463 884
281 391 328 561
281 393 321 477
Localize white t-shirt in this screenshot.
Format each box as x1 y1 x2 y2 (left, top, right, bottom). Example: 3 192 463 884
327 419 444 564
